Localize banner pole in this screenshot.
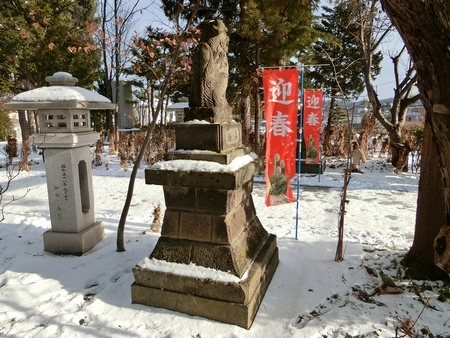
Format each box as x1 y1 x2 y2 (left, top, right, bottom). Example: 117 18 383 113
295 65 304 240
318 91 324 182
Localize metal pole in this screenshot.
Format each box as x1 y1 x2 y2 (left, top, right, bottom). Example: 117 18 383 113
318 91 324 182
295 65 305 240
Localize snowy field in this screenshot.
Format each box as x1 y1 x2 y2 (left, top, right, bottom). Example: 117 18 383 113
0 144 448 338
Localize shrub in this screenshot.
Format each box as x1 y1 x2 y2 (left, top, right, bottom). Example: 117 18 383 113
0 109 14 141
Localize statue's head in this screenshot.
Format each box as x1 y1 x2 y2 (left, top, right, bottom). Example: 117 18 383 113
200 19 227 43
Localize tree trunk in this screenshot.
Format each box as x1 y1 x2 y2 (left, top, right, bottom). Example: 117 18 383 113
27 110 37 135
254 46 261 156
389 127 407 170
323 95 336 156
108 118 116 154
402 122 448 280
381 0 450 278
18 110 30 171
254 87 261 156
241 95 251 135
34 110 39 133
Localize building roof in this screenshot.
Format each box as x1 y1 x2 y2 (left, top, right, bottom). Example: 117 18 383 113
166 102 188 111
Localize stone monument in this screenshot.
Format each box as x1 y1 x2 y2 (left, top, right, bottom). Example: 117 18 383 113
165 19 247 164
4 72 114 255
131 20 279 329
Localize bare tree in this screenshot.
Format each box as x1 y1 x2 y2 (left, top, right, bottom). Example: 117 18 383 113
96 0 151 153
0 161 32 222
116 3 201 252
352 0 420 168
375 47 420 170
324 52 356 262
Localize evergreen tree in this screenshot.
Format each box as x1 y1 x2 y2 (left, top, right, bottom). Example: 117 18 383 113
307 3 381 100
0 109 14 141
0 0 101 170
305 2 382 155
0 0 101 91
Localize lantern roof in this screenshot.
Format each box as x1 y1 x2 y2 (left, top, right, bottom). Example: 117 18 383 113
4 72 115 110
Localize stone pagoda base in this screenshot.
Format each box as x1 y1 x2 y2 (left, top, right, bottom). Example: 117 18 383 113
131 234 278 329
131 158 279 328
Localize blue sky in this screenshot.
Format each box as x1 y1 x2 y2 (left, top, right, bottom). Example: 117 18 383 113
136 2 414 101
370 29 413 100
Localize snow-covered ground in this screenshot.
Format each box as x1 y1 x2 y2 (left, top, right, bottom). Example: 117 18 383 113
0 145 447 338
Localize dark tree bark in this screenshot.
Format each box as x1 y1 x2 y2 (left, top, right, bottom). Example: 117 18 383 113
381 0 450 279
323 92 337 156
241 95 251 135
18 110 30 172
27 110 37 135
402 123 448 279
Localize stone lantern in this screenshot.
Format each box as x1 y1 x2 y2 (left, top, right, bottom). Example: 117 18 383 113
4 72 114 255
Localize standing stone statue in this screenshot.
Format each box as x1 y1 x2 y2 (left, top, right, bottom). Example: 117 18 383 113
185 19 232 123
132 20 279 329
173 19 243 162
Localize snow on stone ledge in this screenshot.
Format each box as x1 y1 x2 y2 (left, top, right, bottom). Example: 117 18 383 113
151 152 258 172
179 119 237 125
10 86 111 103
181 119 211 124
138 257 249 283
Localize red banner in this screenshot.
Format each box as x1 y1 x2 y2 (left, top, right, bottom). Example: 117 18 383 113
303 90 323 164
262 68 299 206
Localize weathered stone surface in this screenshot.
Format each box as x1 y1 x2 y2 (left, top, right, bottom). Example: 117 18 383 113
135 234 277 302
149 238 192 265
188 20 230 118
196 187 230 214
179 212 213 242
160 209 180 238
212 195 256 244
43 221 104 255
133 267 246 303
191 244 236 273
162 183 252 213
43 147 97 233
33 131 100 148
151 214 268 277
164 147 248 165
196 180 253 214
145 169 171 187
131 234 279 329
163 186 196 210
216 217 267 277
175 122 241 153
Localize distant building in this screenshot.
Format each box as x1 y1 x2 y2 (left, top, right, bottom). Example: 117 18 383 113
405 105 425 128
166 98 188 122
